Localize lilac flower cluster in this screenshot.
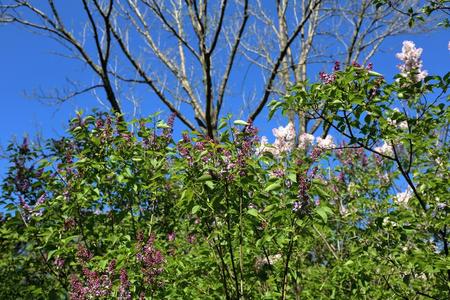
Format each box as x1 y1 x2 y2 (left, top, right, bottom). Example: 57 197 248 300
64 218 77 231
319 72 336 84
396 40 428 82
167 232 176 242
318 61 341 84
177 133 194 166
69 260 116 299
53 257 65 269
292 162 321 214
293 163 310 214
235 120 259 176
320 61 375 85
187 234 197 244
142 133 157 149
19 193 46 220
136 234 165 286
76 244 93 263
335 145 368 168
13 139 33 194
119 268 131 300
93 115 115 145
163 112 176 140
270 168 285 178
257 122 295 157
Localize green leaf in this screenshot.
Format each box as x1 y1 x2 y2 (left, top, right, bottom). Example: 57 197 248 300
264 182 281 192
218 120 228 130
198 174 213 181
247 208 260 218
263 204 277 213
156 120 170 128
314 186 330 199
316 206 333 223
204 180 215 189
192 205 201 214
233 120 249 126
368 71 383 77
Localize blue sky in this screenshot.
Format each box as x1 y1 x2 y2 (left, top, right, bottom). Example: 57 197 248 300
0 14 449 179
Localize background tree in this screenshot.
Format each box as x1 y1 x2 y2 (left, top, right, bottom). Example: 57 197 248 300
0 0 428 137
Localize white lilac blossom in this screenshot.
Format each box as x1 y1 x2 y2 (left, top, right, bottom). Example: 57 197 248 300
374 141 394 156
256 136 270 156
271 122 296 156
387 117 408 130
254 254 282 270
298 133 315 149
256 123 295 157
383 217 398 227
396 41 428 82
316 135 335 150
395 189 412 206
387 108 408 130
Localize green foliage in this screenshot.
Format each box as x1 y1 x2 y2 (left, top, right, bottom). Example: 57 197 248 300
373 0 450 28
1 66 449 299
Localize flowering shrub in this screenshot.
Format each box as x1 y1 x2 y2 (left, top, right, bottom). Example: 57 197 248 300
0 42 449 299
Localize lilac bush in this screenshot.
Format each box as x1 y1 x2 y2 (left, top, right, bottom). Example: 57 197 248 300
0 42 448 299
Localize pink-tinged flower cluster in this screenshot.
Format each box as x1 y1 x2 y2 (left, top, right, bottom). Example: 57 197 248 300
396 41 428 82
297 133 314 150
163 113 176 140
270 168 285 178
177 133 194 166
319 71 336 84
187 234 197 244
319 61 373 84
257 125 336 158
235 120 259 176
293 162 320 214
167 232 176 242
335 146 368 168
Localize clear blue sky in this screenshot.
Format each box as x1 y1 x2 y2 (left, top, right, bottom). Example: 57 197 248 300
0 15 449 179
